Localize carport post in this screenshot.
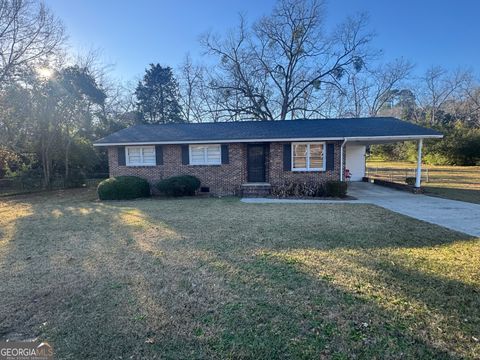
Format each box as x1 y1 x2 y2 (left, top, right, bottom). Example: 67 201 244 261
415 139 423 188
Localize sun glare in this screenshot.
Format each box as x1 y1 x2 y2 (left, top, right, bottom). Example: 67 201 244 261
36 67 54 79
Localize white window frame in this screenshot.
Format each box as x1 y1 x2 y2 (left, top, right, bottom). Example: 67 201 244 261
291 142 326 171
189 144 222 165
125 146 156 166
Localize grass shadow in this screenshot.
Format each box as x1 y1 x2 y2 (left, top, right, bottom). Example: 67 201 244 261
354 254 480 335
0 190 478 358
0 191 179 358
196 251 463 359
424 186 480 204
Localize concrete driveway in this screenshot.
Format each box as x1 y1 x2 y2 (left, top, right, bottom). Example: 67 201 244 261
347 182 480 237
242 182 480 237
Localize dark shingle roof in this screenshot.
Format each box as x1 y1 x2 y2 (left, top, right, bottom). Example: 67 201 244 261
94 117 442 145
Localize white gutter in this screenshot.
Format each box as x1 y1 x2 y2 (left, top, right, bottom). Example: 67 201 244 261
93 137 345 146
339 134 443 141
93 134 443 147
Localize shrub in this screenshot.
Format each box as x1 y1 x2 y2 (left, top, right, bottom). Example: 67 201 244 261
272 181 349 198
155 175 201 197
0 147 25 178
405 177 416 186
271 181 325 198
18 167 43 188
325 180 348 198
97 176 150 200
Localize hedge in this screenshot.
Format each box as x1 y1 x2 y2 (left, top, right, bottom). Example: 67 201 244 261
325 180 348 198
405 177 416 186
97 176 150 200
155 175 201 197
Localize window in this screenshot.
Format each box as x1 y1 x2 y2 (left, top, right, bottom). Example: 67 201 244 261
292 142 325 171
126 146 156 166
189 144 221 165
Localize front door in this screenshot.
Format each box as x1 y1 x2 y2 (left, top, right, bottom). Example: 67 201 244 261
345 144 366 181
247 144 266 183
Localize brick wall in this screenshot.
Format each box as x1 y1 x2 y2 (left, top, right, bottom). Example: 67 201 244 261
107 141 343 196
108 144 247 195
268 142 342 186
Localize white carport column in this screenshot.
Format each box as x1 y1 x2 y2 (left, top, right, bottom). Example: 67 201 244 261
415 139 423 188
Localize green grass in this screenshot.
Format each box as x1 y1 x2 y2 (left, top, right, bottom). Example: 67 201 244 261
422 186 480 204
0 188 479 359
367 160 480 204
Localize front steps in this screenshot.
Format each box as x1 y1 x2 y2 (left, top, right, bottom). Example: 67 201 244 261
241 183 272 197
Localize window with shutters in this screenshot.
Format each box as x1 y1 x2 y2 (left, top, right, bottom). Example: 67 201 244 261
189 145 221 165
125 146 156 166
291 142 325 171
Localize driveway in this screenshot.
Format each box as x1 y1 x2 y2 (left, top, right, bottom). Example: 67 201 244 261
347 182 480 237
242 182 480 237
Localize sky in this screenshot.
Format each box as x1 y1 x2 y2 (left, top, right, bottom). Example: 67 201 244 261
45 0 480 82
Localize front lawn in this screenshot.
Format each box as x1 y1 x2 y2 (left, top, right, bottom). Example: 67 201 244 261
0 189 479 359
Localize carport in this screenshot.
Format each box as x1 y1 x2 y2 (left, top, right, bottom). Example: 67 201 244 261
341 136 440 188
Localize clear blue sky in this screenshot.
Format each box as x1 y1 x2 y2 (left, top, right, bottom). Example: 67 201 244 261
46 0 480 82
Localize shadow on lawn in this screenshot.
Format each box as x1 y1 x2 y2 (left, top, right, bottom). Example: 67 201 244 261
424 186 480 204
0 195 166 357
358 256 480 339
0 192 478 359
199 252 468 359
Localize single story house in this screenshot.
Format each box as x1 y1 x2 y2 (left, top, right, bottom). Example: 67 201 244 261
93 117 442 196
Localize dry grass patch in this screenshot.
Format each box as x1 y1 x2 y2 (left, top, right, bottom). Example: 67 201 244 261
0 188 478 359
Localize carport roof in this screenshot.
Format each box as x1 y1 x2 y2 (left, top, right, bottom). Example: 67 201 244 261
94 117 443 146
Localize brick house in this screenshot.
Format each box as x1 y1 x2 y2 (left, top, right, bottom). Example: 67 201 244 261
94 117 442 195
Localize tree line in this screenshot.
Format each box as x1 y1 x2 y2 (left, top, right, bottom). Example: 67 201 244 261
0 0 479 189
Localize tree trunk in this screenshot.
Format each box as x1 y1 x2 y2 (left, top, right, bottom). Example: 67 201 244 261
41 136 51 189
280 97 289 120
65 138 71 179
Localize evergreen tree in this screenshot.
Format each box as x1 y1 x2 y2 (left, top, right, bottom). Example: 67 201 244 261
135 64 184 123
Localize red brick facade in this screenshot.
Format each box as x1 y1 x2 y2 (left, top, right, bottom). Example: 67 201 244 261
268 142 342 187
107 141 342 195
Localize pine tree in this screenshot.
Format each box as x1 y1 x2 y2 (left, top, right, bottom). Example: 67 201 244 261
135 64 184 123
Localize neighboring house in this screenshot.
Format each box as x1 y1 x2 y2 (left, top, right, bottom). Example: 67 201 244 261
93 117 442 195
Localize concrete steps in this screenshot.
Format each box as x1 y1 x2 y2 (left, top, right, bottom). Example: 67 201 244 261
241 183 271 197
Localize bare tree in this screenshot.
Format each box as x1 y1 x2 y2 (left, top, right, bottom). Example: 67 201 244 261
255 1 372 120
364 58 414 116
0 0 65 85
178 55 209 122
333 58 413 118
202 16 274 120
461 75 480 127
418 66 471 125
202 0 373 120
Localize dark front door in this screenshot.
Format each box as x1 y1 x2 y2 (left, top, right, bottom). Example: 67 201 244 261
247 144 266 182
